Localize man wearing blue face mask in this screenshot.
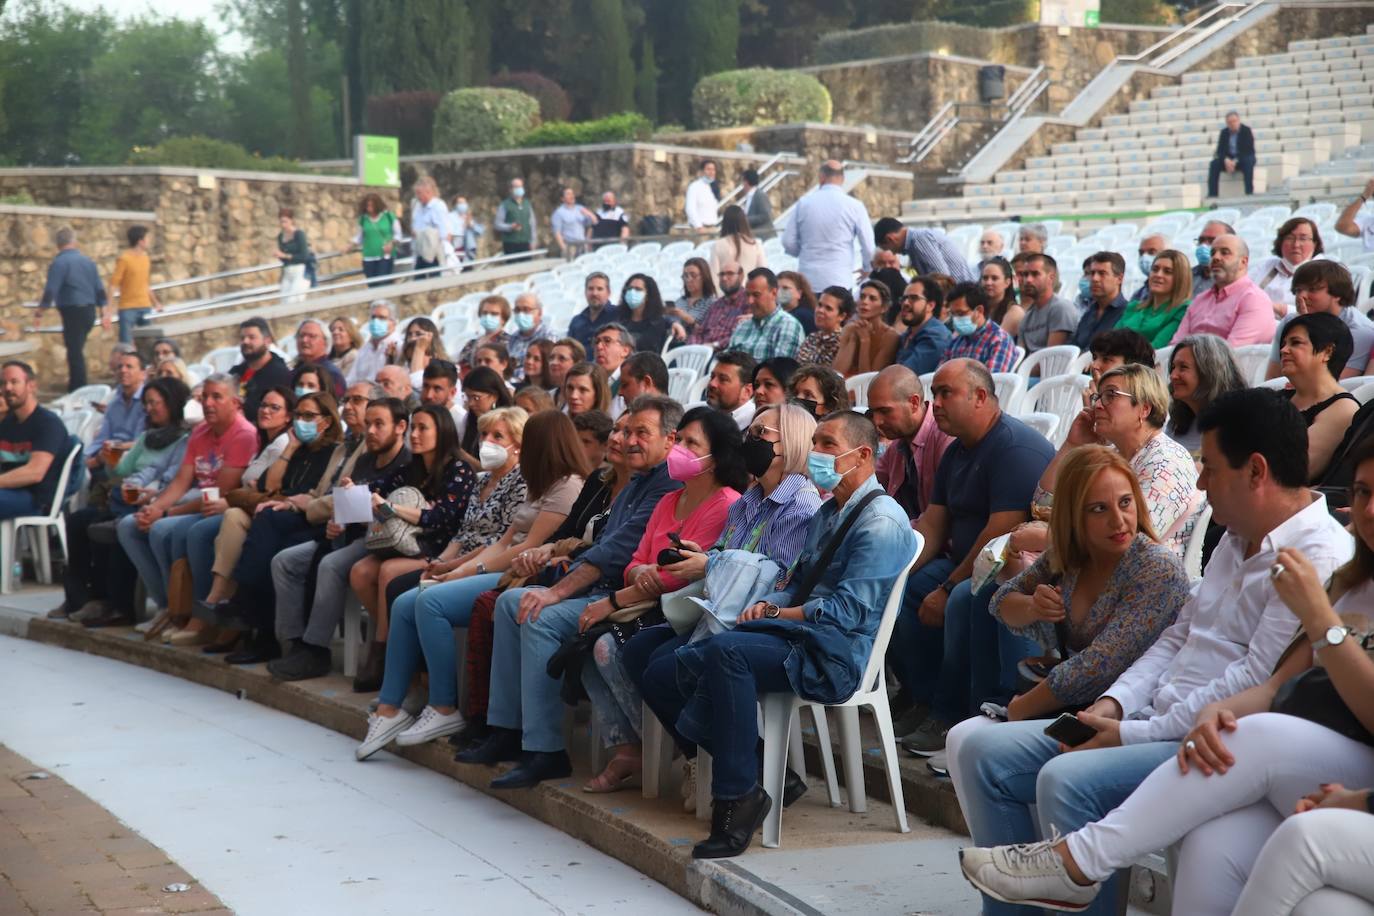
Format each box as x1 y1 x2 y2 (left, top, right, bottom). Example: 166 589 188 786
495 177 536 261
500 292 556 380
348 300 402 386
939 283 1018 374
1191 219 1233 298
1128 234 1168 303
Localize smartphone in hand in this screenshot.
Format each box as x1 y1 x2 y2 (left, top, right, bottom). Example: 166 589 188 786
1043 713 1098 748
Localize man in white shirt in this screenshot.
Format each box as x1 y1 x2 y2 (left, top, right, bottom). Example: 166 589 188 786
409 176 450 273
1335 176 1374 253
348 300 403 385
946 387 1353 916
782 160 875 295
685 160 721 232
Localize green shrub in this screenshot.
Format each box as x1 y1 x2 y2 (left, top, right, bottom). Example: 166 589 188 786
519 112 653 147
488 71 573 122
690 68 831 130
127 136 306 172
0 191 36 205
432 87 540 152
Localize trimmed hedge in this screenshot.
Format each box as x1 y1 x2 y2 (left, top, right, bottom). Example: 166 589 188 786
690 68 831 130
488 71 573 122
519 112 653 147
432 88 541 153
127 136 306 172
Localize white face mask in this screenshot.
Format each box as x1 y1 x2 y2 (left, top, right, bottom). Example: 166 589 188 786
479 441 509 470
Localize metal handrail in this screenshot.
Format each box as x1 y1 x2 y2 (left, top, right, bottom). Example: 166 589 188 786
908 101 956 152
1003 64 1047 112
25 248 550 333
146 249 354 295
716 152 789 213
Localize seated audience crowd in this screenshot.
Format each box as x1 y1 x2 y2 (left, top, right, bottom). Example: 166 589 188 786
27 212 1374 895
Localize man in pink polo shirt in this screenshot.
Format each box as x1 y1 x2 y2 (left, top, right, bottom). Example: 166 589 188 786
867 364 954 523
1170 234 1276 346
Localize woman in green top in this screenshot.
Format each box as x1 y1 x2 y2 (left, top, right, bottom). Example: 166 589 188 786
1116 249 1192 348
353 192 400 287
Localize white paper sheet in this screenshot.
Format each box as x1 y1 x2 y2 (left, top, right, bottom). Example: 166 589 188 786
332 485 374 525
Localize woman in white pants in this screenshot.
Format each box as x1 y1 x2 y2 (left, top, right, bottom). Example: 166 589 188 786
958 440 1374 915
1233 799 1374 916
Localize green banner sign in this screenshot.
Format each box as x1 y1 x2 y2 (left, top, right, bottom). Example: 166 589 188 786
355 135 399 187
1085 9 1100 27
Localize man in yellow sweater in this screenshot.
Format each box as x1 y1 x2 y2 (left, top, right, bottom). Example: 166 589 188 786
105 225 160 343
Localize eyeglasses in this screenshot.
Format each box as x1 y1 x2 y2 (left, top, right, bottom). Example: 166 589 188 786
901 294 927 303
344 395 370 404
1089 389 1137 406
259 403 285 413
746 424 780 438
1196 236 1217 245
1284 235 1315 244
296 411 323 422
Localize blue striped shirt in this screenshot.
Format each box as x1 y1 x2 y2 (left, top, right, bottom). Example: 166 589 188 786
715 472 821 570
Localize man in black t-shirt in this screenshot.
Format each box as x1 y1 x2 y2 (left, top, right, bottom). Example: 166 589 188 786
0 361 71 517
590 191 630 241
229 317 291 418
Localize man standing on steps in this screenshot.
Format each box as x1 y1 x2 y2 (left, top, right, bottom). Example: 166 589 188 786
783 160 875 294
36 227 106 391
495 177 536 261
1207 111 1256 198
685 160 721 232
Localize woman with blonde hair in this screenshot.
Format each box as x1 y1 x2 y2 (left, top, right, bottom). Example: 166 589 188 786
708 205 767 285
328 317 362 377
1116 250 1193 347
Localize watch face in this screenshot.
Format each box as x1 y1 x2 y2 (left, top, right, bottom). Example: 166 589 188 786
1327 626 1348 646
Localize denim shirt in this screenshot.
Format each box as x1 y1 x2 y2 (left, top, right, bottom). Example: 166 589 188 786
84 386 147 458
685 475 916 704
896 318 952 376
575 461 682 596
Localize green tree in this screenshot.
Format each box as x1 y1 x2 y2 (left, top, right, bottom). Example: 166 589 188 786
634 35 658 123
584 0 635 117
361 0 474 95
223 48 336 158
70 16 227 164
286 0 312 156
657 0 739 124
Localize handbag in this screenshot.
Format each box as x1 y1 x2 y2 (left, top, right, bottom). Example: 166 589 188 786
365 486 426 558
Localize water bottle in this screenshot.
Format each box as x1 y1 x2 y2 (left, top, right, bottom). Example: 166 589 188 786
10 560 21 583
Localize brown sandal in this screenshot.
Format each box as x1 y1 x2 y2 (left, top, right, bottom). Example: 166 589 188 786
582 753 642 794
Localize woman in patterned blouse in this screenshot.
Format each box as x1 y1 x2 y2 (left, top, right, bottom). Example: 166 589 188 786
988 445 1189 720
796 285 854 367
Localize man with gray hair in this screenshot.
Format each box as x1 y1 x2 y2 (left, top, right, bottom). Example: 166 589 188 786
1016 223 1048 255
294 317 346 397
410 175 450 274
783 159 876 294
495 177 536 260
348 299 402 385
1207 110 1255 198
1169 234 1275 346
37 227 107 391
890 357 1055 756
503 292 557 377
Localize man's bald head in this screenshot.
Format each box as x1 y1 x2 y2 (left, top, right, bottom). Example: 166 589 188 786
819 159 845 184
867 365 926 441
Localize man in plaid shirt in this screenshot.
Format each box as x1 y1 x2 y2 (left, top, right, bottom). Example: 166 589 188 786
727 267 805 361
685 262 749 349
940 281 1018 373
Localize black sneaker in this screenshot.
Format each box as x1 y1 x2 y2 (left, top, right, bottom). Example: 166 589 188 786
893 701 932 738
267 644 332 681
901 717 950 757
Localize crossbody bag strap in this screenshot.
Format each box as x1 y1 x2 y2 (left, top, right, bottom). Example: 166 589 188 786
789 491 883 605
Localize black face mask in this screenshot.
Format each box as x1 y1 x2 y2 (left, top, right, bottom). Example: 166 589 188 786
740 434 778 479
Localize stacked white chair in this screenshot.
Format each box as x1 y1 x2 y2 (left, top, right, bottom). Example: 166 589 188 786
1014 345 1081 384
846 371 879 408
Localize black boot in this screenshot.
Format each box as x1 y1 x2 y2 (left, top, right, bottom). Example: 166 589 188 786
352 641 386 693
455 727 522 765
448 715 489 749
489 750 572 790
224 630 281 665
267 642 332 681
692 785 772 859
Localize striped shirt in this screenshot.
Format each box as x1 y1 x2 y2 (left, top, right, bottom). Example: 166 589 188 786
714 473 823 571
904 229 977 283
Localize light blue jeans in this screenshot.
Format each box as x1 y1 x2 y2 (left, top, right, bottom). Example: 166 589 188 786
488 587 589 753
946 716 1179 916
379 572 503 709
118 308 151 344
582 633 641 748
116 512 200 609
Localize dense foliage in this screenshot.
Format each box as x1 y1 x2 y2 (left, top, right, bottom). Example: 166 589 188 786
432 88 542 152
691 69 832 130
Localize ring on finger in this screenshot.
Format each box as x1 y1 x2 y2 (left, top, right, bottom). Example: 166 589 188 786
1270 563 1286 580
1185 739 1197 752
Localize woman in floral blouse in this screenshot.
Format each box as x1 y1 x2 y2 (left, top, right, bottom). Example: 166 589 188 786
796 285 854 367
988 445 1189 720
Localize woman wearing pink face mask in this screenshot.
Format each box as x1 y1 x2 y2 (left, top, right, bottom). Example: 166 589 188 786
576 406 750 792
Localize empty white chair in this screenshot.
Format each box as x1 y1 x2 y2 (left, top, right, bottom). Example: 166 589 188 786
667 367 698 403
1154 345 1174 380
1068 351 1093 376
185 363 212 386
758 537 922 847
431 300 465 325
201 347 241 374
1342 375 1374 393
846 371 879 408
0 442 81 593
1353 382 1374 406
1010 345 1027 373
60 409 94 439
1022 374 1091 447
1015 344 1081 383
664 345 714 377
1020 411 1061 442
992 372 1028 415
58 384 112 412
1233 343 1273 387
687 374 711 405
276 336 298 361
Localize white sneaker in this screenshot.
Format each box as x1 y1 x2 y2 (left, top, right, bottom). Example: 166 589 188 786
134 619 155 634
355 711 415 761
680 758 696 813
395 706 466 747
959 830 1099 913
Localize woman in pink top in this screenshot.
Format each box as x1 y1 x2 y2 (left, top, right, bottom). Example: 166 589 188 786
578 406 749 792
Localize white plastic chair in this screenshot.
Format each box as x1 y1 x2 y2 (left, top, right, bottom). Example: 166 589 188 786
1183 502 1213 582
758 537 923 847
61 409 94 439
1020 411 1061 442
202 347 241 374
1022 374 1091 447
1352 382 1374 406
1259 377 1291 391
665 345 714 377
1010 345 1027 373
991 372 1028 415
1154 345 1174 381
1233 343 1273 387
1015 345 1081 383
0 442 81 593
686 374 711 405
53 384 111 413
667 367 698 403
846 371 879 408
1068 351 1093 376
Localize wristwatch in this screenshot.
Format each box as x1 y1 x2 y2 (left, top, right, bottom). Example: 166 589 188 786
940 580 957 595
475 562 487 575
763 603 781 619
1311 625 1352 652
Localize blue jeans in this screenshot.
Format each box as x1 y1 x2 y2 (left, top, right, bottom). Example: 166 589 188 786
934 580 1041 724
116 512 199 608
379 573 503 709
0 488 37 520
117 308 151 344
582 634 641 748
488 587 589 753
624 624 693 754
639 629 793 800
948 717 1179 916
890 556 956 704
185 515 222 601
